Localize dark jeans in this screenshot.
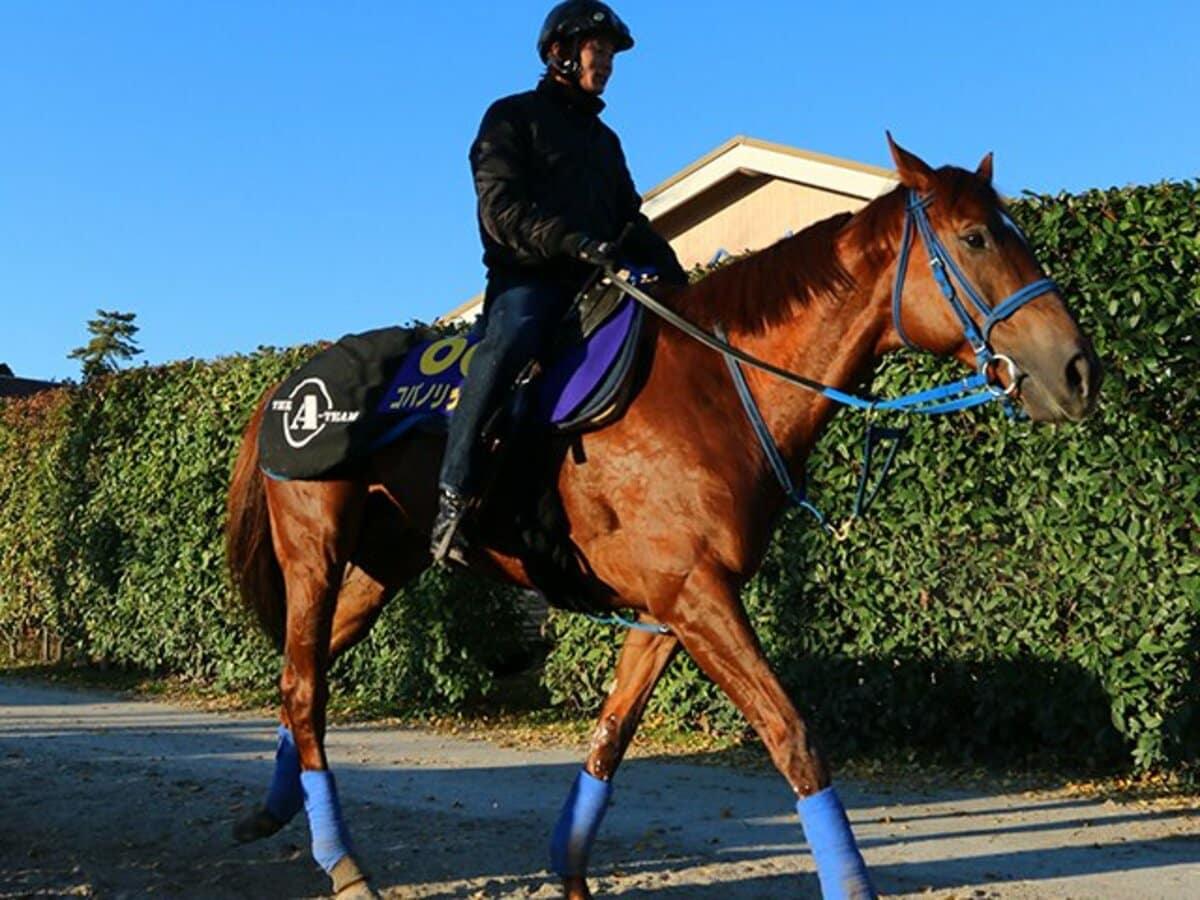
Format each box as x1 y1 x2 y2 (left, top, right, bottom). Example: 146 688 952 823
439 276 572 495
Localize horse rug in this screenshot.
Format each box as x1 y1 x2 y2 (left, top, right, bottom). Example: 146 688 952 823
258 297 642 480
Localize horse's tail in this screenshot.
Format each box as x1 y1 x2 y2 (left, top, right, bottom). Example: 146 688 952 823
226 394 286 650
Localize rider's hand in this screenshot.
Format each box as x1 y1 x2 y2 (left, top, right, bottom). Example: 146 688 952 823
575 237 619 270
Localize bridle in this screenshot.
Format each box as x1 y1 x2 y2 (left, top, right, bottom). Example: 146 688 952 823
588 186 1060 631
602 187 1059 533
892 189 1058 413
609 188 1058 419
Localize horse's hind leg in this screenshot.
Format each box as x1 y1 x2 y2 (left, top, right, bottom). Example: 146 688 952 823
328 496 432 659
664 566 875 899
238 491 429 898
552 625 679 900
234 559 420 845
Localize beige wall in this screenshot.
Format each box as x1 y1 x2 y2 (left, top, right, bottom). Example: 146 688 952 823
657 174 873 270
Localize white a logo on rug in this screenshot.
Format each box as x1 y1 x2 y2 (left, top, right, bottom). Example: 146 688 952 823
269 377 360 449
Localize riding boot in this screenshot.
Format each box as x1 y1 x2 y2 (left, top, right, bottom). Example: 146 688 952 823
430 486 471 567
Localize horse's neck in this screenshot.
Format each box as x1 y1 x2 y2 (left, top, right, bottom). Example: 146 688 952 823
726 266 887 468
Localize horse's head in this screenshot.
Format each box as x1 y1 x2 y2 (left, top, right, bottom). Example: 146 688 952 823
883 135 1100 422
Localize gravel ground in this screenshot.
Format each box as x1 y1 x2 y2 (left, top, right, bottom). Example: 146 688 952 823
1 679 1196 899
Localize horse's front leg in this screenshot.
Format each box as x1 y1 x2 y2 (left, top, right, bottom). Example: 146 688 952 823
552 624 679 900
664 566 876 900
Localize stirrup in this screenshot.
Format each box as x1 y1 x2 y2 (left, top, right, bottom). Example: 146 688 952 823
430 490 471 567
430 525 469 568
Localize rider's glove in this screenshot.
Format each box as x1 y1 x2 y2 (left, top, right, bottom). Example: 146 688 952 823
575 237 619 271
658 259 690 287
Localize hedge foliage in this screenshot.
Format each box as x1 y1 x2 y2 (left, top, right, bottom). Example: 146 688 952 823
1 181 1195 773
0 345 527 708
545 181 1199 774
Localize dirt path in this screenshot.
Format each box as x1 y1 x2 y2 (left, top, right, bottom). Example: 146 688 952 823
1 679 1196 899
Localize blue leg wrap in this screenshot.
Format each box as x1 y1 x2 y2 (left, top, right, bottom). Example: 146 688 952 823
301 769 353 874
550 770 612 878
797 786 876 900
264 725 303 823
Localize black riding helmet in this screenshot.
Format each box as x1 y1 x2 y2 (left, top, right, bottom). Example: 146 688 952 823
537 1 634 73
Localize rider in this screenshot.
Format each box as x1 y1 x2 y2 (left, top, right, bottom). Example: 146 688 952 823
431 0 688 564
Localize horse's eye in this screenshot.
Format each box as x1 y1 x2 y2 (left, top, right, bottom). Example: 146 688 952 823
962 231 988 251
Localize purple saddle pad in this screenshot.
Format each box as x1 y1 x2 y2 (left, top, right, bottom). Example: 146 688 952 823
372 297 638 442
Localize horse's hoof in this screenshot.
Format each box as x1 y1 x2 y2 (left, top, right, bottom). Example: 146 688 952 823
334 882 379 900
331 855 378 899
232 807 286 844
562 876 593 900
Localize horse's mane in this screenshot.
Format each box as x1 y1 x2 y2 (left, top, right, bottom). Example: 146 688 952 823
668 166 1001 335
668 213 857 334
667 164 1003 336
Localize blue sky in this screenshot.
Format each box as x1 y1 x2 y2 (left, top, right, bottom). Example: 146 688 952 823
5 1 1197 381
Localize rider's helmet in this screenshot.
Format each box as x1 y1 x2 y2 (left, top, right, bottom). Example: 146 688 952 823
537 1 634 75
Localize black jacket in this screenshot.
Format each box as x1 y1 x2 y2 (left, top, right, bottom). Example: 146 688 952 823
470 77 687 286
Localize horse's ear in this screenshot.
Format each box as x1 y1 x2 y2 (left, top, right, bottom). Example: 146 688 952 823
887 131 935 194
976 151 994 184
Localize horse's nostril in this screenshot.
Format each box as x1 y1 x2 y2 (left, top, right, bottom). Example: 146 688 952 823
1066 352 1089 398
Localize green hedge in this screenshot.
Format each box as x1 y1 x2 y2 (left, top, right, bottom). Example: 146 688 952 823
0 345 528 708
545 181 1199 774
1 181 1195 773
0 390 73 658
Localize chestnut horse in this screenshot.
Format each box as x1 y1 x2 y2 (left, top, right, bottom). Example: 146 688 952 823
226 139 1099 899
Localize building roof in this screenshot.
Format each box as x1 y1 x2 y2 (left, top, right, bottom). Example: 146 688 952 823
440 136 896 322
641 135 895 221
0 364 62 399
441 289 487 325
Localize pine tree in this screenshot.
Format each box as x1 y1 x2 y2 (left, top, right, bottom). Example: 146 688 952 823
68 309 143 380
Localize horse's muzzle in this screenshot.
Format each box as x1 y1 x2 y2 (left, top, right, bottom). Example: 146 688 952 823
1017 338 1102 423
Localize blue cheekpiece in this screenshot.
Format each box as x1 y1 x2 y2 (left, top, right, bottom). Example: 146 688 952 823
301 769 353 873
265 725 304 823
550 770 613 877
797 786 876 900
